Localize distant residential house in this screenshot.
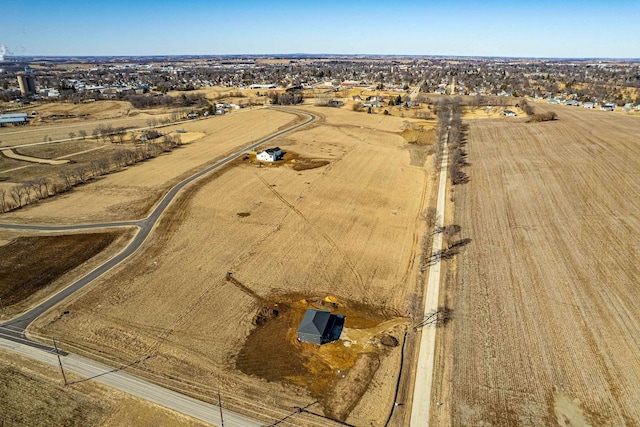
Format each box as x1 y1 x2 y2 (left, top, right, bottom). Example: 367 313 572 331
600 103 615 111
501 110 517 117
328 100 344 107
363 101 380 108
565 100 580 107
434 88 446 95
352 95 362 101
583 102 595 109
256 147 283 162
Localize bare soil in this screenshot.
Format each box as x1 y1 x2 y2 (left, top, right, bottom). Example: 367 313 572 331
435 104 640 425
0 233 117 306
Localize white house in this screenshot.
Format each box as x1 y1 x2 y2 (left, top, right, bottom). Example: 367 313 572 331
583 102 595 109
501 110 517 117
257 147 283 162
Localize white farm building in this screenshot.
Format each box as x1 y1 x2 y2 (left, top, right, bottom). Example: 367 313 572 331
256 147 283 162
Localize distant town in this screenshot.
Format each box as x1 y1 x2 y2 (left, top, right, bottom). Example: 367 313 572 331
1 55 639 113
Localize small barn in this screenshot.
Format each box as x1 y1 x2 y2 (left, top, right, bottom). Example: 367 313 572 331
256 147 283 162
297 309 344 345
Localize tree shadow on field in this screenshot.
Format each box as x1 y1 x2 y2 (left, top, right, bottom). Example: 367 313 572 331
426 237 472 266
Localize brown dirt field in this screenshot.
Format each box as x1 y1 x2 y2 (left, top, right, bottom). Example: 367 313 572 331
434 105 640 425
31 106 434 424
0 348 208 427
1 109 297 224
0 232 125 314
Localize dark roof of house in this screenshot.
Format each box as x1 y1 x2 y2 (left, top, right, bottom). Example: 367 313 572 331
264 147 281 154
297 309 331 336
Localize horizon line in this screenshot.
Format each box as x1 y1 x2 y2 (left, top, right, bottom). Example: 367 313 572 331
3 54 640 61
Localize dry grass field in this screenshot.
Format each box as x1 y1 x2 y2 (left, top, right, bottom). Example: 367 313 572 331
433 105 640 425
0 101 174 148
0 348 208 427
29 106 435 424
1 108 296 224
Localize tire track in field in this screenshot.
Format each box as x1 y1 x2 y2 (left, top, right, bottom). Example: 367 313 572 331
400 168 430 288
254 172 365 291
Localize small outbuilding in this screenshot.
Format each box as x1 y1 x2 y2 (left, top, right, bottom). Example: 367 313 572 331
297 309 344 345
256 147 283 162
0 113 28 126
501 110 517 117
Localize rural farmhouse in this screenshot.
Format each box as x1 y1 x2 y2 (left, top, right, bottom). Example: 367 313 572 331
256 147 283 162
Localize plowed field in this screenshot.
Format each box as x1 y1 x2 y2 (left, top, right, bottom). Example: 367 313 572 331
32 107 433 424
435 105 640 425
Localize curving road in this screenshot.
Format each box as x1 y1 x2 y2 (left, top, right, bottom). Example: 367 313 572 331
0 107 316 346
0 107 316 426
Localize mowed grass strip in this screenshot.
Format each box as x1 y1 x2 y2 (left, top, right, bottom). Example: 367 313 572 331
0 233 116 306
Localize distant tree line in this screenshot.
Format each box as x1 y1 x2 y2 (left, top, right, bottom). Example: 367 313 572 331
0 136 182 214
520 99 558 122
126 93 208 109
266 92 303 105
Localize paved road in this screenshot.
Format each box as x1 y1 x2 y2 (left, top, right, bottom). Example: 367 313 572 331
410 114 450 426
409 81 424 101
0 108 316 425
0 107 316 343
0 338 261 427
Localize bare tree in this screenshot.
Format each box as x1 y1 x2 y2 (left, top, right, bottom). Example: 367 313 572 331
10 186 22 208
72 167 90 183
18 184 31 204
38 177 51 197
0 188 7 212
413 306 452 330
68 131 76 139
59 170 75 190
29 180 43 199
112 150 127 168
97 158 110 174
78 129 87 140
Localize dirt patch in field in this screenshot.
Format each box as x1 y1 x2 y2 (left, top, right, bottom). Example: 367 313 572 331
0 233 117 306
244 151 330 171
399 123 436 146
236 294 406 420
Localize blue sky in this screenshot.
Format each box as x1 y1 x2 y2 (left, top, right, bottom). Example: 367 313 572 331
2 0 639 58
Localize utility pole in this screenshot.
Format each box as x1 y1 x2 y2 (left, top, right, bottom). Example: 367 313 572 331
218 391 225 427
53 338 68 386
